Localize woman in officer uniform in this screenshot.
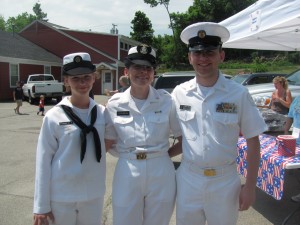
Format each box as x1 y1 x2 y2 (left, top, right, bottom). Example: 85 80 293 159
33 52 106 225
105 44 182 225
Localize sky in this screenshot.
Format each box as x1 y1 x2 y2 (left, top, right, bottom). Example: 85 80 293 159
1 0 194 36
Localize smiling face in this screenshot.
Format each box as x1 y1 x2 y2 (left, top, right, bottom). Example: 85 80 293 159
188 48 225 85
125 64 154 88
64 73 95 97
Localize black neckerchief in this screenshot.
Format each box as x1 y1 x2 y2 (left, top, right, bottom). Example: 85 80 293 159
61 105 101 163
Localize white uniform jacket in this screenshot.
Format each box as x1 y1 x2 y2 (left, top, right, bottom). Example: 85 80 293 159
33 97 106 214
172 73 267 167
105 86 181 153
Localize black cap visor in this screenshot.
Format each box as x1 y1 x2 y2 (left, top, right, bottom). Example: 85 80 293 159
189 44 220 51
124 53 156 68
63 61 96 76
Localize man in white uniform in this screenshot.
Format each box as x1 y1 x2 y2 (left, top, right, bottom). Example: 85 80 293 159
33 52 106 225
105 44 182 225
171 22 267 225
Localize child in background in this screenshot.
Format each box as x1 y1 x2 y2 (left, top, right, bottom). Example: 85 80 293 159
37 95 45 116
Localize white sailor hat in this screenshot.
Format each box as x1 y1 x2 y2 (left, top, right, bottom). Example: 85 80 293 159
62 52 96 76
180 22 230 51
124 44 156 68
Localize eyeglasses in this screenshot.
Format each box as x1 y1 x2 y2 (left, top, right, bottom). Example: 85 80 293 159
131 64 154 72
191 50 219 58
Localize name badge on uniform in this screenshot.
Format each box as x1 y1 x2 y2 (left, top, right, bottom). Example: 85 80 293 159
180 105 191 111
117 111 130 116
59 121 73 125
216 102 237 113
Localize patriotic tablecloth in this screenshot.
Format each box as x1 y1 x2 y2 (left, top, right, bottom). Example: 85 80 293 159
237 134 300 200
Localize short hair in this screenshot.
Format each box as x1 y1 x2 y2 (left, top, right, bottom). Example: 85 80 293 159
119 75 129 86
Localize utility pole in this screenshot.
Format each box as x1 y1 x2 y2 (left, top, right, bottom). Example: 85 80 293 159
110 24 118 34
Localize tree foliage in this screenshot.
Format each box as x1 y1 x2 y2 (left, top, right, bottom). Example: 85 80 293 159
130 11 154 45
2 2 47 32
149 0 257 69
0 15 5 31
33 2 48 21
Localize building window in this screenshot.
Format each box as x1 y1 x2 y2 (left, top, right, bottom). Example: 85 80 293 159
125 43 128 50
44 65 51 74
104 72 111 82
10 64 19 87
120 42 124 49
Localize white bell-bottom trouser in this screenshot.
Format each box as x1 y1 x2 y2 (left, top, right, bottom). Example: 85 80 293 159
176 160 241 225
112 155 176 225
49 197 103 225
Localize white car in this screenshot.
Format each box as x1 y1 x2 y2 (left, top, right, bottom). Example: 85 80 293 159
247 68 300 106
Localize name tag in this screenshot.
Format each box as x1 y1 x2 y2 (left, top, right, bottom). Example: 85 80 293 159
180 105 191 111
117 111 130 116
59 121 73 125
216 102 237 113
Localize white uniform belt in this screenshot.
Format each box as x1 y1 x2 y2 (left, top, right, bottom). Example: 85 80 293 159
119 151 168 160
181 159 236 177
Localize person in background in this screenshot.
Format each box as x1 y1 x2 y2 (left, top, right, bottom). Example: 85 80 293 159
33 52 106 225
284 96 300 202
270 76 292 114
13 81 23 114
37 95 45 116
105 44 182 225
105 75 130 96
170 22 267 225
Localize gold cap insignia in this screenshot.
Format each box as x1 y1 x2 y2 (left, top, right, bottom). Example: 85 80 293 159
198 30 206 39
74 55 82 63
138 44 150 55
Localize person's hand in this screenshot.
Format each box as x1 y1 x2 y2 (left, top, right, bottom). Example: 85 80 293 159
239 184 256 211
33 212 54 225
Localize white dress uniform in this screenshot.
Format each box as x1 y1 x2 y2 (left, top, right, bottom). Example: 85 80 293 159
33 97 106 225
172 74 267 225
105 86 181 225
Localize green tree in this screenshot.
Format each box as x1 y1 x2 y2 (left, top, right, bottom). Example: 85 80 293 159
152 0 257 69
6 12 36 32
130 11 154 45
33 2 48 21
4 2 48 32
0 15 5 31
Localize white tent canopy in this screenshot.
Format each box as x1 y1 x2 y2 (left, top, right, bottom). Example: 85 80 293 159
219 0 300 51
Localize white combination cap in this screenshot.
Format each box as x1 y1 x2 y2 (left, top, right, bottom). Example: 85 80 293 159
62 52 96 76
180 22 230 51
124 44 156 67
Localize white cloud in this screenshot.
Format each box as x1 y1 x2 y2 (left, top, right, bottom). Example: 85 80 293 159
1 0 194 36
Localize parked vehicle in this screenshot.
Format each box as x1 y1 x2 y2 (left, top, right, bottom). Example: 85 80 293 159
232 72 286 86
247 69 300 106
22 74 64 104
153 71 231 93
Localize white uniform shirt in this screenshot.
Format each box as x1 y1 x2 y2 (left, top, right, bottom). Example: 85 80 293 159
105 86 181 153
33 97 106 214
172 73 267 167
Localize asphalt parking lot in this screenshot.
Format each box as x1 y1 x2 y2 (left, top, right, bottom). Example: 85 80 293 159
0 95 300 225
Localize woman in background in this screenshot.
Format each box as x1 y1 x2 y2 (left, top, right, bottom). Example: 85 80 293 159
270 76 292 114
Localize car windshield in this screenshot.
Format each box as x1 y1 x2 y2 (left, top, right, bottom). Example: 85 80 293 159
286 69 300 85
231 74 249 84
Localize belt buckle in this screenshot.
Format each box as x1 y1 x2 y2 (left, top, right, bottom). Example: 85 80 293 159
204 169 216 176
136 152 147 160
